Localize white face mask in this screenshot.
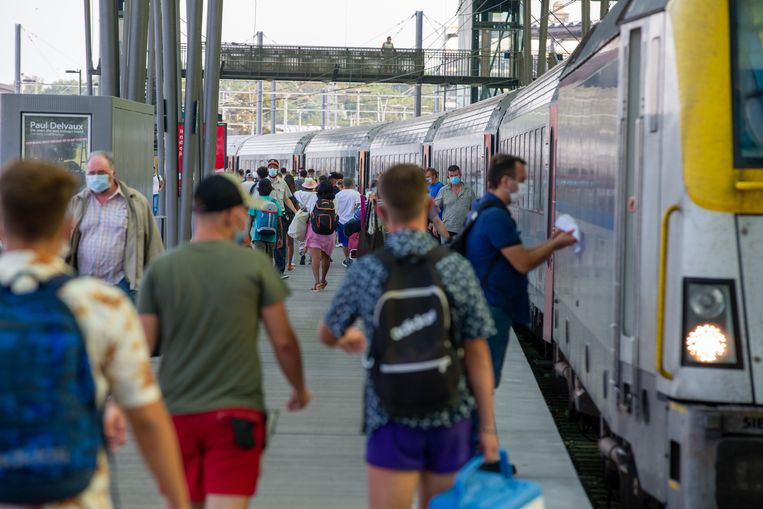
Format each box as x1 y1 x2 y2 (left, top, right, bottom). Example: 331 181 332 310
510 182 527 203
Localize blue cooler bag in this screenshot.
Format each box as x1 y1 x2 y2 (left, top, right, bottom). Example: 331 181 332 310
429 450 545 509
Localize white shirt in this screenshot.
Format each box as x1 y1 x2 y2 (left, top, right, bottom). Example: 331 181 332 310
242 180 256 195
294 190 318 213
335 188 361 223
0 251 161 509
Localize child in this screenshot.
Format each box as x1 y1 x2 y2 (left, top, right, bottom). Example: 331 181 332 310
250 178 283 263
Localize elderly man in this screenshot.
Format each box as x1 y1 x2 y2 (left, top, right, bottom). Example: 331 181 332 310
68 151 163 299
434 165 476 238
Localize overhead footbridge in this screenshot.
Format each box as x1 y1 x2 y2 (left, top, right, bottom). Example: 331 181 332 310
182 44 522 88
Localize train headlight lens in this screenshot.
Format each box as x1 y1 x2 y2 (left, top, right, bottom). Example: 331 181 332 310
682 280 741 368
685 324 728 363
688 285 726 318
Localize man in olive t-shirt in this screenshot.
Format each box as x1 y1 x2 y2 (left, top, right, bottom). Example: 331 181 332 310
138 173 311 508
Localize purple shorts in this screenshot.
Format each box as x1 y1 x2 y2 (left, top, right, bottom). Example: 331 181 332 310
366 419 472 473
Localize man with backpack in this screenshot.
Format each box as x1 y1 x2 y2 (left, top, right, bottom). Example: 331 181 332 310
462 154 576 387
249 178 282 263
138 173 311 508
319 164 499 509
0 160 189 508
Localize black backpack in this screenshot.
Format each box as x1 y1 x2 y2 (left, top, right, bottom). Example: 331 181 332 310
366 246 461 417
448 199 510 286
310 198 336 235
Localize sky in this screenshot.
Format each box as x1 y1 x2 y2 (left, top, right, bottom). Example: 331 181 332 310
0 0 584 85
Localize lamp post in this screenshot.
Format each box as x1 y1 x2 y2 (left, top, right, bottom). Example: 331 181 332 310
66 69 82 95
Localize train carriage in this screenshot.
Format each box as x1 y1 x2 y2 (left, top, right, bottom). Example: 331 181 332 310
303 124 386 188
498 65 565 325
236 131 316 173
430 93 515 196
369 113 444 184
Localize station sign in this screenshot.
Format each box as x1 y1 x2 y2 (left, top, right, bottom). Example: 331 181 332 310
20 113 91 186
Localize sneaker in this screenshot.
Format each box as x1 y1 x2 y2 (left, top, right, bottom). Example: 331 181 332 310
335 242 343 248
281 274 289 280
341 258 349 268
299 255 306 265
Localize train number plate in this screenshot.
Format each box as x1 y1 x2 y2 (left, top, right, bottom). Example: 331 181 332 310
723 413 763 435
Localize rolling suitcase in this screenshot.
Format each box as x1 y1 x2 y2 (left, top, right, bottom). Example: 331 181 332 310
429 450 544 509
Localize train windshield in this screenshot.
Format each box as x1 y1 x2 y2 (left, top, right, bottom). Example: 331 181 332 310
732 0 763 167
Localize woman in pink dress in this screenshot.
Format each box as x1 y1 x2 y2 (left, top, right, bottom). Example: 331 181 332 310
304 181 337 291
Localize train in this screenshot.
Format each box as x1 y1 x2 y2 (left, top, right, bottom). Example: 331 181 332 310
226 1 763 507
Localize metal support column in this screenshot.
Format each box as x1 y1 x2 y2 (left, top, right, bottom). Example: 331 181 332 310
256 32 263 135
146 21 154 104
161 0 180 247
600 0 609 20
99 0 119 96
152 0 165 216
414 10 423 117
120 0 131 97
180 0 203 241
84 0 94 95
522 0 532 84
321 88 327 129
270 80 276 133
14 24 21 93
127 0 150 102
582 0 591 36
202 0 224 175
537 0 550 76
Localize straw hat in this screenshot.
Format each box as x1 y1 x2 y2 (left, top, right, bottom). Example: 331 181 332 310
301 177 318 190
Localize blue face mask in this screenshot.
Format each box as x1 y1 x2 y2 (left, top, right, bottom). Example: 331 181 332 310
268 168 278 178
233 230 248 245
86 174 111 193
449 176 461 185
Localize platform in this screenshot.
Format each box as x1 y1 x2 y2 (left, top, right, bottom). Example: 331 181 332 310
112 261 590 509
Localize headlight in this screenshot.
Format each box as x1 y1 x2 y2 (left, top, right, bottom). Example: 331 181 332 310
682 279 742 367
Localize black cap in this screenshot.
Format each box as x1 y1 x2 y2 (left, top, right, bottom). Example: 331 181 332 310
193 173 259 212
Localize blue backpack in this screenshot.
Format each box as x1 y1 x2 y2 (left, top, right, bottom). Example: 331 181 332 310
256 199 280 239
0 274 101 504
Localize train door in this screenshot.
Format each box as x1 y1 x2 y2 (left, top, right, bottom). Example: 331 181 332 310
615 27 645 414
422 144 431 169
358 150 370 193
543 108 558 344
483 134 494 193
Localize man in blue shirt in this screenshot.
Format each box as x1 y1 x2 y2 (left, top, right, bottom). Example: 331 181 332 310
465 154 577 387
425 168 444 199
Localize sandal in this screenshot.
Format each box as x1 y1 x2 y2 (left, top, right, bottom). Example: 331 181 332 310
287 264 295 271
311 284 324 292
318 281 328 290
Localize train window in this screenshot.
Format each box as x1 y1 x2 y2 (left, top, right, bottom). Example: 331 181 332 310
731 0 763 167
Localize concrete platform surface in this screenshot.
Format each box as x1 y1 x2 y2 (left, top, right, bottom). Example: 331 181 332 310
112 259 591 509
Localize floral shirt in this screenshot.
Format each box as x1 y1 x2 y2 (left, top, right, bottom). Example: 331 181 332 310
323 229 496 433
0 251 161 509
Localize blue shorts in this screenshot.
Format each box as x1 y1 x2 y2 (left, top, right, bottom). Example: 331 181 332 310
337 222 349 247
366 419 472 473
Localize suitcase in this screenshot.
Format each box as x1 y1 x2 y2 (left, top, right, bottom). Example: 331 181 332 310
429 450 545 509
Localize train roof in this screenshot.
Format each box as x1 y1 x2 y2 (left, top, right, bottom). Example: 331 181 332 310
370 113 444 152
236 131 316 158
501 65 565 123
304 123 387 154
433 93 514 141
227 134 252 155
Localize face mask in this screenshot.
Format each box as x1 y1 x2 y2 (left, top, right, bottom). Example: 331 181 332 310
510 182 527 203
86 174 111 193
268 168 278 178
426 177 433 184
449 176 461 185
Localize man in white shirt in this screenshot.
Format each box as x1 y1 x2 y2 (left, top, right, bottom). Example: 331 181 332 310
334 177 361 267
241 170 256 195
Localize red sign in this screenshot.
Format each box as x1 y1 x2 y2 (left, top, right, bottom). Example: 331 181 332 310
177 123 227 194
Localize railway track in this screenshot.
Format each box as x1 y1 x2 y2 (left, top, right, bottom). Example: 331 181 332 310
515 327 621 509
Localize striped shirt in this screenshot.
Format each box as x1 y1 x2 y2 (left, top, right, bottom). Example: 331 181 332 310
76 189 128 285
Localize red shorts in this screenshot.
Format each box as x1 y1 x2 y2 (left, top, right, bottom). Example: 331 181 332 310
171 408 266 501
